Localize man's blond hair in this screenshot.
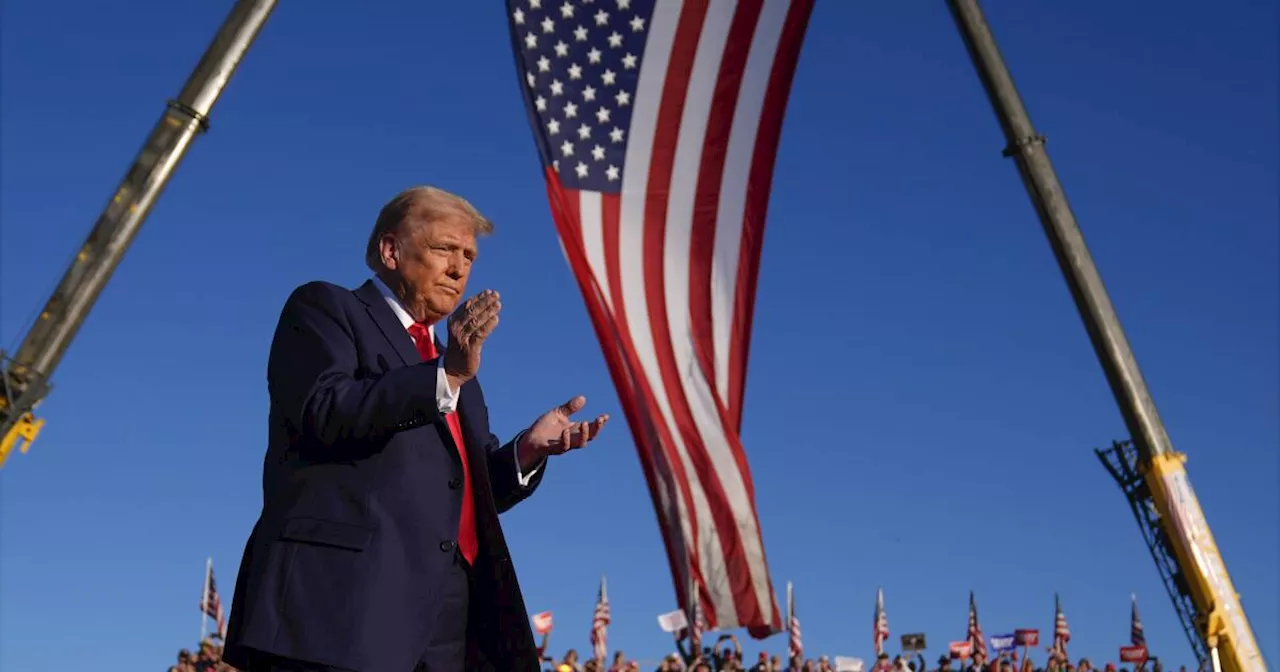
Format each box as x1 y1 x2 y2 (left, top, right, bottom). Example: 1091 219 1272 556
365 186 494 271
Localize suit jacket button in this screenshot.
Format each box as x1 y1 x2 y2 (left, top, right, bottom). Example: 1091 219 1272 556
440 540 455 552
448 477 462 490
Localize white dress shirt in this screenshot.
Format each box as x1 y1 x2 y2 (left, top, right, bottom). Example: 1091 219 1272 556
372 277 539 486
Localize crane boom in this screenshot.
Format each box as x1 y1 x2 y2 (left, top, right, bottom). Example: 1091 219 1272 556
946 2 1266 670
0 0 278 469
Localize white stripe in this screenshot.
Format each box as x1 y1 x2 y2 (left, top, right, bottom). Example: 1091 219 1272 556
710 0 789 403
577 191 613 314
617 0 719 622
661 0 774 629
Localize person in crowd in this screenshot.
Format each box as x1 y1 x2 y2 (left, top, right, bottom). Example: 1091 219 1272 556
968 651 989 672
713 634 743 670
560 649 583 672
748 651 773 672
222 185 608 672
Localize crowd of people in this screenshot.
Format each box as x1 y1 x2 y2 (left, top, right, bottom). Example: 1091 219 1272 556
166 635 1197 672
537 641 1198 672
165 637 235 672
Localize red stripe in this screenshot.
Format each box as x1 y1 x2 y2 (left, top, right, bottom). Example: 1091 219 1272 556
683 8 774 581
598 192 703 620
685 15 776 624
687 0 763 417
726 0 814 429
643 0 769 631
541 177 697 625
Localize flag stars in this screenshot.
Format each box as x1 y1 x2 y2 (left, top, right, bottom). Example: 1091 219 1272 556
516 0 644 190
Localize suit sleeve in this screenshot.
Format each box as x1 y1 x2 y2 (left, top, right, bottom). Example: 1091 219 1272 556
268 282 441 448
485 433 544 513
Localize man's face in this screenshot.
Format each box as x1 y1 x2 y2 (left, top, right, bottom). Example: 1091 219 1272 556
380 208 477 323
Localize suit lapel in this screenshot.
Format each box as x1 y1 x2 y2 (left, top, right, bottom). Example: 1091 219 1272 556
353 280 419 367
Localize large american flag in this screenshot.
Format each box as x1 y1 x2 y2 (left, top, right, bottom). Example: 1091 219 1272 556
590 576 611 660
1052 593 1071 658
873 587 889 656
967 591 987 659
1130 594 1145 647
506 0 812 637
501 0 808 634
787 582 802 661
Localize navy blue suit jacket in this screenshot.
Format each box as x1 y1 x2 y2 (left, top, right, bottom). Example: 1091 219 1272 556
223 279 543 672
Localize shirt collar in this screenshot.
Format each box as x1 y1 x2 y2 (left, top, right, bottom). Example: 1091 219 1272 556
372 276 432 337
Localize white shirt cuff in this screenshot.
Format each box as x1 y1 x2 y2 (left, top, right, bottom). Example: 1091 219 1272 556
435 365 460 414
513 430 541 487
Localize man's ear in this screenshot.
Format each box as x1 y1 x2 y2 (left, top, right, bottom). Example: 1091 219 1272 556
379 235 400 270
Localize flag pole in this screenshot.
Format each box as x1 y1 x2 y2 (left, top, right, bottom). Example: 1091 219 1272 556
200 557 211 642
786 581 793 664
945 0 1177 464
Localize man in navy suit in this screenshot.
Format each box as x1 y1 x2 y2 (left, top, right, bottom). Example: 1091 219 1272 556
223 186 609 672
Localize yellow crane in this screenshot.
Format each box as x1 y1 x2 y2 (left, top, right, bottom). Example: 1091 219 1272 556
947 2 1267 670
0 0 277 468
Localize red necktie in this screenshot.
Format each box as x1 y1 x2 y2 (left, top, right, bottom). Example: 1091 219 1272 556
407 323 477 565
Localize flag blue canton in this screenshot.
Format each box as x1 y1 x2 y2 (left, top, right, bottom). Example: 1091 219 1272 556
509 0 656 193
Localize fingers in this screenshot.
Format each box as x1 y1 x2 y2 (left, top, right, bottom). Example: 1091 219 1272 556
558 395 587 416
451 290 501 343
554 414 609 454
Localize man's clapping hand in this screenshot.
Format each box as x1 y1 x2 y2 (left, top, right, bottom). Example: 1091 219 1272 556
442 289 500 390
518 396 609 470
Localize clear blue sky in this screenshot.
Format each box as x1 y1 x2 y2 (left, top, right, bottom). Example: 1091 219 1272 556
1 2 1275 670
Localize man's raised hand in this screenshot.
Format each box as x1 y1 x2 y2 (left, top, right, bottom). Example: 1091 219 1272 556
442 289 500 390
517 395 609 470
